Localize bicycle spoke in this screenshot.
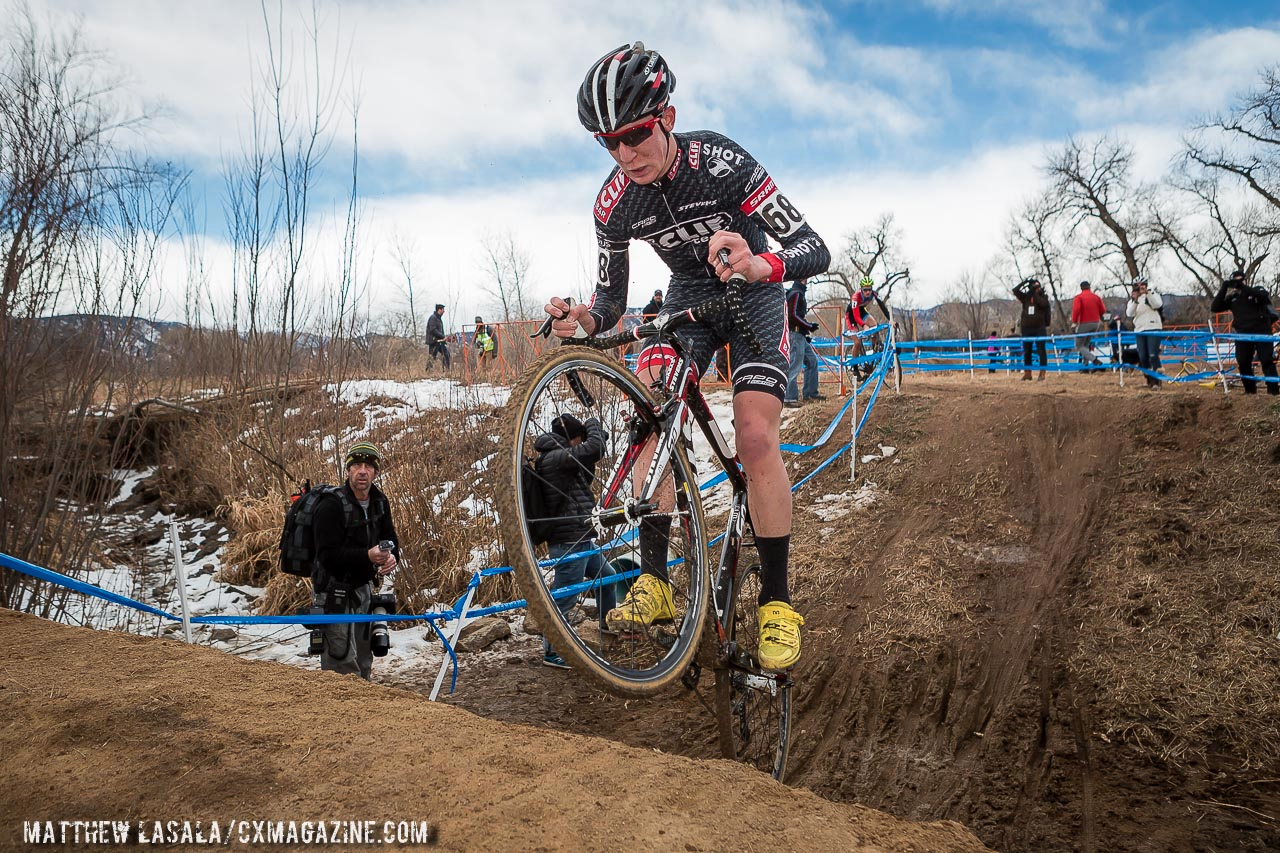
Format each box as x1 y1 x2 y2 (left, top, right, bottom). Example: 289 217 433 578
498 348 709 697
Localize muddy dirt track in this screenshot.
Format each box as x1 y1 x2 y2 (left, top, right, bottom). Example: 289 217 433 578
3 376 1279 852
434 377 1280 852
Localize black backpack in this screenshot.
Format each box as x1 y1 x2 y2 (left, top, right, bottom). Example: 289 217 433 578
279 482 356 577
520 459 560 547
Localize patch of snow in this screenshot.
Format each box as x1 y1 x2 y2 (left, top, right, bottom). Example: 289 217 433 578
806 482 878 521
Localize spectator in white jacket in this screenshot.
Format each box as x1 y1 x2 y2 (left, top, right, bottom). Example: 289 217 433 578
1125 278 1164 388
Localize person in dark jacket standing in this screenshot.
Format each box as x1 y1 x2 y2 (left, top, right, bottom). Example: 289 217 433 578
641 289 664 319
1013 278 1051 380
426 304 450 369
784 279 821 407
533 414 618 669
313 442 400 680
1212 270 1279 395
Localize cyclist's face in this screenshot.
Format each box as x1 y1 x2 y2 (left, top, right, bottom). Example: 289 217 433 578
604 107 676 185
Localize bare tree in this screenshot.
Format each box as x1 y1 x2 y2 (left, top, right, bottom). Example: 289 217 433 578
1007 190 1072 327
479 230 538 322
828 212 912 304
1152 163 1274 299
388 231 421 340
1185 65 1280 231
0 4 183 602
1044 135 1162 289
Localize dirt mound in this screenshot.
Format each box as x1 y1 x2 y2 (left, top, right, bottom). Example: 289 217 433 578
784 378 1280 852
0 609 987 852
439 377 1279 852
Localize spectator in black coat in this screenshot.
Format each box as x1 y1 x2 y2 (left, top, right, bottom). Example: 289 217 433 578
532 414 619 668
1013 278 1051 380
642 289 664 319
313 442 400 680
1212 270 1279 395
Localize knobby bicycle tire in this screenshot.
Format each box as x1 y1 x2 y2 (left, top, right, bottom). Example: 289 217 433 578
714 563 792 781
497 346 710 697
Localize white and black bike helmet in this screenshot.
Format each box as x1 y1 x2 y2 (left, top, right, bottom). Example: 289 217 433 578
577 42 676 134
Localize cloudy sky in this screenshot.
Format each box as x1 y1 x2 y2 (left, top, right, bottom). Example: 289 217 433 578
29 0 1280 327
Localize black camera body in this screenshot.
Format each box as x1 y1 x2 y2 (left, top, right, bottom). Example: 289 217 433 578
370 592 396 657
306 592 327 655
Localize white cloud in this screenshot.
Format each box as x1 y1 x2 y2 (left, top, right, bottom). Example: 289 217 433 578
1075 26 1280 126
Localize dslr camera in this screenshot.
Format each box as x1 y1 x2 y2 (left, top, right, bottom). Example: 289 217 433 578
370 540 396 656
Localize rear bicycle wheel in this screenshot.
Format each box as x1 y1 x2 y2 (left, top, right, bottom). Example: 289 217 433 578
496 346 709 697
714 563 792 781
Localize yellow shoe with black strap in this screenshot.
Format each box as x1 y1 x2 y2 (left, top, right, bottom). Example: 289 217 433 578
757 601 804 671
605 573 675 632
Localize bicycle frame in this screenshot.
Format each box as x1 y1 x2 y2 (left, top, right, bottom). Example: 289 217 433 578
585 329 782 681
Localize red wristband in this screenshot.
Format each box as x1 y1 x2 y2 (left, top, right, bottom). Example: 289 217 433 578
760 253 784 283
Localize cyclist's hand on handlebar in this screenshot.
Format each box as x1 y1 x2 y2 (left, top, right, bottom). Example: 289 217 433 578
545 297 596 339
709 230 771 284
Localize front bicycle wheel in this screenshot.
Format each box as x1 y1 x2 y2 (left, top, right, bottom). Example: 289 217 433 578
714 563 792 781
497 346 709 697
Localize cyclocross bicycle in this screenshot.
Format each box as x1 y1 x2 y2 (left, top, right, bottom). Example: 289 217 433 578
494 261 792 780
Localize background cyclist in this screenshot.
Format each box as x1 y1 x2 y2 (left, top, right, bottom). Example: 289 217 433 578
845 276 888 378
544 42 830 670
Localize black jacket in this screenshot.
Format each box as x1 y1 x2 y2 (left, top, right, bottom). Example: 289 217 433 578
426 312 445 344
533 418 604 547
642 298 663 318
1013 281 1051 332
313 483 399 588
1212 282 1277 334
786 285 818 333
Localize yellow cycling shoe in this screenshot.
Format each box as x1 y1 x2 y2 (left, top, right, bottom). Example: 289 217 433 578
757 601 804 671
606 574 675 632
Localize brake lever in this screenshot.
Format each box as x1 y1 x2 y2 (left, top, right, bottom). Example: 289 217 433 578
531 298 591 340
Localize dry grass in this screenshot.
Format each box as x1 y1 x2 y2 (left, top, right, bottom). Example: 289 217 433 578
1069 397 1280 770
157 378 513 618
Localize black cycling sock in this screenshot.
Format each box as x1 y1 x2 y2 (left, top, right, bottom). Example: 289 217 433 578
639 516 672 584
755 534 791 606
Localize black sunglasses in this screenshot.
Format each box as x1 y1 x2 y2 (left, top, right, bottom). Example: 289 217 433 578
595 114 663 151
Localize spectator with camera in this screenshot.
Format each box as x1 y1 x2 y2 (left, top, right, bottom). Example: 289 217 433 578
1126 278 1164 388
533 414 619 669
1212 270 1279 395
1013 277 1051 380
312 441 400 680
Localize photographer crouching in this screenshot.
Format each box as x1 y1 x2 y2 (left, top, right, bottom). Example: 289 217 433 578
313 442 401 680
1212 270 1279 396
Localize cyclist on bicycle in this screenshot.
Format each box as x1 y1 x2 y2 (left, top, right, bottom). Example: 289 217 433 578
544 42 830 670
846 276 888 331
845 276 888 378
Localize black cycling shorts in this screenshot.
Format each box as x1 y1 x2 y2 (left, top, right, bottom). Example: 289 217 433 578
637 279 789 401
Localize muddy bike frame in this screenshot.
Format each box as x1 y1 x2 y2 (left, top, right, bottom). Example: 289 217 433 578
545 270 794 736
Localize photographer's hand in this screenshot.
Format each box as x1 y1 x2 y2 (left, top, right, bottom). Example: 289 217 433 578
377 556 397 575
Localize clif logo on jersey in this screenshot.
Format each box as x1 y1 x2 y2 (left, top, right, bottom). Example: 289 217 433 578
688 140 701 170
647 212 734 250
595 172 631 225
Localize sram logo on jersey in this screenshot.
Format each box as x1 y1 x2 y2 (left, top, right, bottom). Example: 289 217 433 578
594 172 631 225
741 177 776 215
646 212 734 250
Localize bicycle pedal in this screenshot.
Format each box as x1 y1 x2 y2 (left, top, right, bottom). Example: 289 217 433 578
681 661 701 690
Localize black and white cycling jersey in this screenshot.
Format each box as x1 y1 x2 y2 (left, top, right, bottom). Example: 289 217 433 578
584 129 830 336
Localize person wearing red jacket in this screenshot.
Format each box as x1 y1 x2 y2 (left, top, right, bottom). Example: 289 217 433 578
1071 280 1106 372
